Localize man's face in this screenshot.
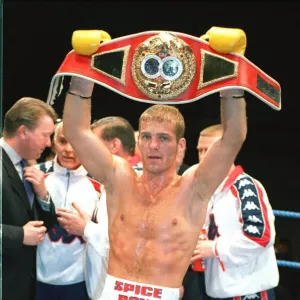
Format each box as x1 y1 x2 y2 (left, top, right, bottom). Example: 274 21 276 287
22 115 55 160
54 125 81 170
197 135 220 162
139 120 181 174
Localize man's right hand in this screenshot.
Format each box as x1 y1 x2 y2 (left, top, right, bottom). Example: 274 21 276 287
23 221 46 245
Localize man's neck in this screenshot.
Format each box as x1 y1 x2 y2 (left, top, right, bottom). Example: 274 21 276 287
116 152 136 166
141 168 178 196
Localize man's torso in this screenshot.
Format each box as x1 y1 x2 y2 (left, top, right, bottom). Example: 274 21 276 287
106 165 207 287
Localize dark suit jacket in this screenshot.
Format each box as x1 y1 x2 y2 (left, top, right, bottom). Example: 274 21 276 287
1 147 55 300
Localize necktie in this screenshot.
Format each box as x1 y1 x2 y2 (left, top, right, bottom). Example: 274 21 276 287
20 159 34 207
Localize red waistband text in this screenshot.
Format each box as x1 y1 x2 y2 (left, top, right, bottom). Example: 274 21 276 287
114 280 162 299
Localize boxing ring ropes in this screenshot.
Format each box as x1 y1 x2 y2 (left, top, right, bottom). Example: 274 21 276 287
273 210 300 269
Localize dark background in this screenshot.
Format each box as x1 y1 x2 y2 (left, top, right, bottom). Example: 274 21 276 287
3 1 300 256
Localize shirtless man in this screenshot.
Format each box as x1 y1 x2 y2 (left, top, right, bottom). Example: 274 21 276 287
62 76 247 299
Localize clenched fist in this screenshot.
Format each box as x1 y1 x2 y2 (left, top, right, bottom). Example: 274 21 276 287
23 221 47 245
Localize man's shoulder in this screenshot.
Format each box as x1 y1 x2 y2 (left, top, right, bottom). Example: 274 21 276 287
1 147 17 177
235 171 261 185
233 171 267 196
86 173 101 193
1 146 8 163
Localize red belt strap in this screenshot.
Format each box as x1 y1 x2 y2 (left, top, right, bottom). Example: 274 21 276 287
47 31 281 110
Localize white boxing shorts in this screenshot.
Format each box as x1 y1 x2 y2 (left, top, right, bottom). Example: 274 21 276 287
99 274 180 300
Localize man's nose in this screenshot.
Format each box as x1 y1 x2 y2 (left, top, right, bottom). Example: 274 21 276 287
65 142 73 152
149 137 159 149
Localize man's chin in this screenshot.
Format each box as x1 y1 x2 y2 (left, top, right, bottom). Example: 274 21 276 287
145 165 163 174
33 153 42 160
60 161 81 170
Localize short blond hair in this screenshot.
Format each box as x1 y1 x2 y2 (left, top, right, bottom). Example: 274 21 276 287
200 124 223 137
139 104 185 141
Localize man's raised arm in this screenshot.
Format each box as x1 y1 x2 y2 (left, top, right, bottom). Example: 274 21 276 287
193 89 247 201
63 77 115 183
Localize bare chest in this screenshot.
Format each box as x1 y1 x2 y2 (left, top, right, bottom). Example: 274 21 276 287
113 184 190 239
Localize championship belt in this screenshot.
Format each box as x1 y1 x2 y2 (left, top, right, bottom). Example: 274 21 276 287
47 27 281 110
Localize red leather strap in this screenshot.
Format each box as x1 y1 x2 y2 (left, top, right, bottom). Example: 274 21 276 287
47 31 281 110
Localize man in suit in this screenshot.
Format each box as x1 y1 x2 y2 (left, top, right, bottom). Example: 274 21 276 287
1 97 57 300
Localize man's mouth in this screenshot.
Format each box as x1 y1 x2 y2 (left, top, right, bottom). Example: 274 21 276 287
62 156 74 161
148 156 161 159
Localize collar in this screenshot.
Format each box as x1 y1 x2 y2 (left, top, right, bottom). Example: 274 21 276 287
53 155 88 176
0 137 23 166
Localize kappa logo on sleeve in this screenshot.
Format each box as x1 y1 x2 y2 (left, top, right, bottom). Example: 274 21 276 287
234 174 265 239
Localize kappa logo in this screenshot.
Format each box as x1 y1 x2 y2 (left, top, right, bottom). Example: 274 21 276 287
241 189 257 200
235 174 265 239
247 215 263 223
244 225 261 235
238 178 254 189
243 201 260 211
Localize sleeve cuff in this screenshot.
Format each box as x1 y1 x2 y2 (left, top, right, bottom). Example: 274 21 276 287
37 192 51 212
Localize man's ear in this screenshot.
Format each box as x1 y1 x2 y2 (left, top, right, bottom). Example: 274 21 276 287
178 137 187 152
18 125 28 139
110 138 121 154
176 138 187 168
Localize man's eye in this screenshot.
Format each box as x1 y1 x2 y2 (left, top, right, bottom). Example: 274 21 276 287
142 135 151 140
160 136 168 141
59 139 67 144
